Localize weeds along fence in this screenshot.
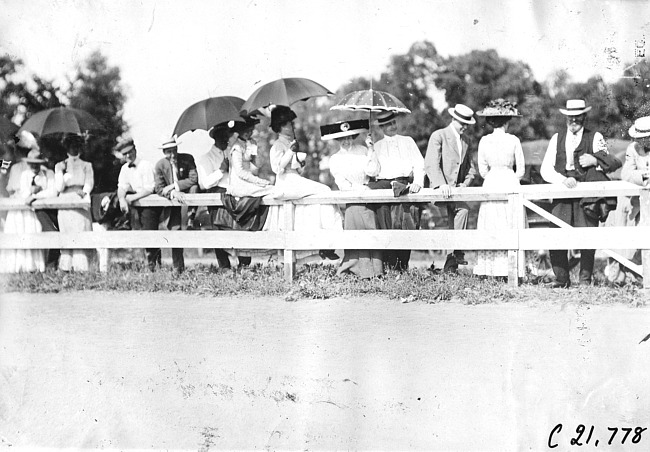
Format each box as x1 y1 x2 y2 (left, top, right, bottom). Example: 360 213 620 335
0 181 648 288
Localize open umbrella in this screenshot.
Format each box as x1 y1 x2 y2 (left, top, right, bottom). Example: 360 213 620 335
330 89 411 114
240 77 333 115
173 96 246 137
19 107 103 136
0 116 19 143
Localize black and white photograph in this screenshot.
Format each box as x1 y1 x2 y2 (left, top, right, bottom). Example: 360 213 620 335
1 0 650 450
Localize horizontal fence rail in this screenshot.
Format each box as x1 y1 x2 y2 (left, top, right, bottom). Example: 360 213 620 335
1 181 648 288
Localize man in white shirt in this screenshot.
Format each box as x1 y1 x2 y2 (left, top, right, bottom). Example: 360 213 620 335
540 99 610 288
116 138 160 271
196 123 242 269
424 104 477 273
369 111 425 271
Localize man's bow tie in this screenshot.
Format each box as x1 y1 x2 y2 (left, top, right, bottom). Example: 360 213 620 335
128 163 136 168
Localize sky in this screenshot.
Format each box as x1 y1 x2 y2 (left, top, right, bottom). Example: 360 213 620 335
2 0 650 162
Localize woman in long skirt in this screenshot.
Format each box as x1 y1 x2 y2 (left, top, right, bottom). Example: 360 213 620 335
323 119 383 278
473 99 526 278
54 134 94 271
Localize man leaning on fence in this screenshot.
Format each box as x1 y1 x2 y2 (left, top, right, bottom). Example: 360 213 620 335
540 99 621 288
154 137 199 273
116 137 162 271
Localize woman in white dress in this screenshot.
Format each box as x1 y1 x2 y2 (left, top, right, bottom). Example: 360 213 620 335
0 149 56 273
324 119 383 278
473 99 526 278
54 134 94 271
228 116 277 198
266 106 342 261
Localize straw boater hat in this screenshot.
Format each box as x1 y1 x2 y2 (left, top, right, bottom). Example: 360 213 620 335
23 148 46 164
320 119 369 140
447 104 476 124
158 137 182 150
559 99 592 116
476 99 522 117
114 137 136 155
629 116 650 138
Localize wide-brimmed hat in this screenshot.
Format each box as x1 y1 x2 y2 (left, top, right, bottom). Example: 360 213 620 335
320 119 369 141
15 130 39 151
23 148 46 164
158 137 182 150
375 112 397 126
476 99 522 117
447 104 476 124
629 116 650 138
559 99 592 116
270 105 297 131
208 120 237 139
232 115 261 134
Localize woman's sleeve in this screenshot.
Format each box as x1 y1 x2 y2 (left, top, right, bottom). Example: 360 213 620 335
83 161 94 196
232 146 269 186
329 156 352 190
621 143 645 185
270 143 293 175
514 138 525 180
54 163 65 193
477 138 489 179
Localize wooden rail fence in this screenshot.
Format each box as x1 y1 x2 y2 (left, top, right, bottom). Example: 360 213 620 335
0 181 648 289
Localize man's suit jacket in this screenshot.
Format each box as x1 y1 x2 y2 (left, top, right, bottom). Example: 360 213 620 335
154 153 198 196
424 123 476 188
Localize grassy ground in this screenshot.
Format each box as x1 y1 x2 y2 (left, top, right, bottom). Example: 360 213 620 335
0 251 644 306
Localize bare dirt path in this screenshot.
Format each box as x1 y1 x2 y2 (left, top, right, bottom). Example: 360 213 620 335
1 292 650 451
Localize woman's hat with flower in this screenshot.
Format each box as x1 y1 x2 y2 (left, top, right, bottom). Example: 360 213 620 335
559 99 592 116
476 98 522 117
15 130 40 151
447 104 476 124
629 116 650 138
232 115 261 134
320 119 369 141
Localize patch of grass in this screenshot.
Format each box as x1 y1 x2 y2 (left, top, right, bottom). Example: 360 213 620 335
0 261 645 306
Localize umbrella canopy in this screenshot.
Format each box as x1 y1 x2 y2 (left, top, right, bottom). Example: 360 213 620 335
19 107 103 136
0 116 19 143
173 96 246 137
330 89 411 114
240 77 333 115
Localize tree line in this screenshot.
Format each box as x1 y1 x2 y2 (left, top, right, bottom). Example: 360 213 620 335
1 41 649 190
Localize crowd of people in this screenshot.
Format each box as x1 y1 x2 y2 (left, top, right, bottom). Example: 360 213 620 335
0 97 648 287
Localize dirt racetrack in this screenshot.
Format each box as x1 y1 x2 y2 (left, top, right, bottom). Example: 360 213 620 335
1 291 650 451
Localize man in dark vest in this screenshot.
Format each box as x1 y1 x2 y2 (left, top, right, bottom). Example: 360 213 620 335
540 99 612 288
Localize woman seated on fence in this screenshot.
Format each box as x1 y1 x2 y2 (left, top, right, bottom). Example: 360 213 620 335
265 105 342 261
54 134 94 272
473 99 527 279
604 115 650 285
0 148 56 273
323 119 383 279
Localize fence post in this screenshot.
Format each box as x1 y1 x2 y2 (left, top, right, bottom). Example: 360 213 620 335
641 188 650 291
283 202 296 282
507 193 520 288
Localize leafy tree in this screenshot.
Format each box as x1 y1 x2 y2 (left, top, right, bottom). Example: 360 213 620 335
68 50 129 192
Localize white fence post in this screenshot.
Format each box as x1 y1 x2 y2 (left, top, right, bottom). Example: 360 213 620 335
641 188 650 291
507 193 520 288
283 203 296 281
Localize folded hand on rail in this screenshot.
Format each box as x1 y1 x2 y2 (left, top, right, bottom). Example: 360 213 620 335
409 183 422 194
171 190 187 204
438 184 452 198
562 177 577 189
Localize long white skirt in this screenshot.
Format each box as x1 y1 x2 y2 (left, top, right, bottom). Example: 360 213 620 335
57 191 93 271
0 208 45 273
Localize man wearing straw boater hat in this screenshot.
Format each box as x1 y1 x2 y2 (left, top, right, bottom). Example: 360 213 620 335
154 136 199 273
540 99 614 288
424 103 478 273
